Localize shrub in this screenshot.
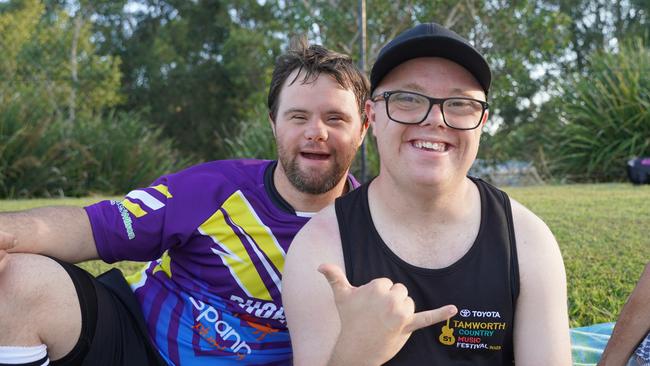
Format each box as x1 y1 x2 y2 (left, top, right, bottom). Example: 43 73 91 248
0 107 191 198
549 39 650 182
0 100 70 197
69 111 193 195
224 105 276 160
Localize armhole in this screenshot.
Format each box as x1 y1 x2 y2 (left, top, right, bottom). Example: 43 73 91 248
334 197 354 282
502 192 520 308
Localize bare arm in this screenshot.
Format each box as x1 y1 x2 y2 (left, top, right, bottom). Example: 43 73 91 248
283 206 347 365
598 262 650 366
283 206 456 366
511 199 572 366
0 206 98 263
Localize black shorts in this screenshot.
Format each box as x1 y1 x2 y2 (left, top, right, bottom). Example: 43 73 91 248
50 259 166 366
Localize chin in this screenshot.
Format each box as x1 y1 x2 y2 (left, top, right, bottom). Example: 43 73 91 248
408 168 461 187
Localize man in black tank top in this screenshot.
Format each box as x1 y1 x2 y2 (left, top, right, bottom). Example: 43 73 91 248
283 23 572 365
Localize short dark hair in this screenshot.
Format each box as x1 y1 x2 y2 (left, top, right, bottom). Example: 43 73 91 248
268 37 369 123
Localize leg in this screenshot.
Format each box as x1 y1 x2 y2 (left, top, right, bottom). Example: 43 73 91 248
0 253 81 360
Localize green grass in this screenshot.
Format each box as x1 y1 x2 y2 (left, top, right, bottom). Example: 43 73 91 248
504 183 650 327
2 183 649 327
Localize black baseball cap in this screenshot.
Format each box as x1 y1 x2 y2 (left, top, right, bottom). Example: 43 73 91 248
370 22 491 96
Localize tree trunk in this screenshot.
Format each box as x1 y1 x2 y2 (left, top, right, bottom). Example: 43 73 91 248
68 12 82 125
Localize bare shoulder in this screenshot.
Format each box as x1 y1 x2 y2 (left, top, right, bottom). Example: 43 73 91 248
508 198 561 266
286 203 343 263
509 196 566 286
295 204 340 240
282 203 345 365
509 198 572 364
509 198 555 245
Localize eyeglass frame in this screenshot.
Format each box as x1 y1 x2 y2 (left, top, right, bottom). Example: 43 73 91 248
371 90 490 130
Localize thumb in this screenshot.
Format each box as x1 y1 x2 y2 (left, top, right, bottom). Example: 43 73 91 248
318 263 353 296
0 231 16 250
405 305 457 333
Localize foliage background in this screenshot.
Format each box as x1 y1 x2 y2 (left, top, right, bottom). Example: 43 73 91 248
1 0 649 198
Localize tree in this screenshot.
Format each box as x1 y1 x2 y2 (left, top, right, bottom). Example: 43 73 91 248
0 0 122 122
90 0 282 160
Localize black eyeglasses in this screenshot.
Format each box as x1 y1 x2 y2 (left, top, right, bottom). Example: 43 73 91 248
371 90 489 130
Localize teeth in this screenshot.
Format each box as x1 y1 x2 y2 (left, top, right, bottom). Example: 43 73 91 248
414 140 446 151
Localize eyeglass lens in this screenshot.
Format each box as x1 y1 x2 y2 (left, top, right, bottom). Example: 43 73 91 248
387 92 484 129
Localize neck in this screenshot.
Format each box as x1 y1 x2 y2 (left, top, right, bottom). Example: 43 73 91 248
370 173 476 225
273 164 349 213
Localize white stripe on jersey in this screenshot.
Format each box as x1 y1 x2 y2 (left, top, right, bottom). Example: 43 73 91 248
126 189 164 210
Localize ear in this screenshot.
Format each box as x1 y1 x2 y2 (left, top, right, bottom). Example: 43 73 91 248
358 115 370 147
481 109 489 125
364 99 377 138
268 113 276 137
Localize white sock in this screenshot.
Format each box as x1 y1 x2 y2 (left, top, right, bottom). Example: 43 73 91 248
0 345 49 365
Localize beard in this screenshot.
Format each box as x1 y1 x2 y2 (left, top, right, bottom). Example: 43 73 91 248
277 141 357 195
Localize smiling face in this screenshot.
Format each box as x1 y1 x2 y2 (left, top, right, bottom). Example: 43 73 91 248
367 57 488 188
272 69 366 194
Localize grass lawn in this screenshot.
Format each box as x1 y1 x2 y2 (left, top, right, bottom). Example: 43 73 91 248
1 183 649 327
504 183 650 327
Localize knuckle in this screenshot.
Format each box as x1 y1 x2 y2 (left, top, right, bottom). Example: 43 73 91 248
404 296 415 311
391 283 408 294
372 277 393 288
367 277 393 293
386 295 401 309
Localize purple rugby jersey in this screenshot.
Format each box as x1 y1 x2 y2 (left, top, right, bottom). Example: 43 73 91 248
85 159 358 365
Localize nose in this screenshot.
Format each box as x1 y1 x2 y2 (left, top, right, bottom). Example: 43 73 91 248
304 119 328 141
419 103 445 128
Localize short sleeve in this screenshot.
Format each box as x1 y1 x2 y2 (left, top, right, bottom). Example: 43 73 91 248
85 176 185 263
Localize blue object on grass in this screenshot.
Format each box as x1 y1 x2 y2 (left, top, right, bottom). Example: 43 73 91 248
570 322 615 366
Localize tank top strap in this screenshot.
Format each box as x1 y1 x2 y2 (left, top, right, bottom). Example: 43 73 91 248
471 177 520 304
335 181 372 282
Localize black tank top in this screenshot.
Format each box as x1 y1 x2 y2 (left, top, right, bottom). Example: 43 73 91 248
335 177 519 365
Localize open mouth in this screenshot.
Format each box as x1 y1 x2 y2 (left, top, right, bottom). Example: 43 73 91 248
300 152 330 160
412 140 449 152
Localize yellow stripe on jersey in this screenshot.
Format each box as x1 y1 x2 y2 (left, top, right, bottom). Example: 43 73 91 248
152 184 173 199
125 262 151 291
152 251 173 278
122 199 147 218
124 271 142 286
222 191 286 274
125 268 144 286
199 209 273 301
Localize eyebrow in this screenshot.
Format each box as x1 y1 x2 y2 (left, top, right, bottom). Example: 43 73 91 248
449 87 475 96
401 82 428 94
325 109 354 120
400 84 481 98
283 108 310 116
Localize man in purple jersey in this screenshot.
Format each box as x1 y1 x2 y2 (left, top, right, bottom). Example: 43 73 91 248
0 38 368 366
